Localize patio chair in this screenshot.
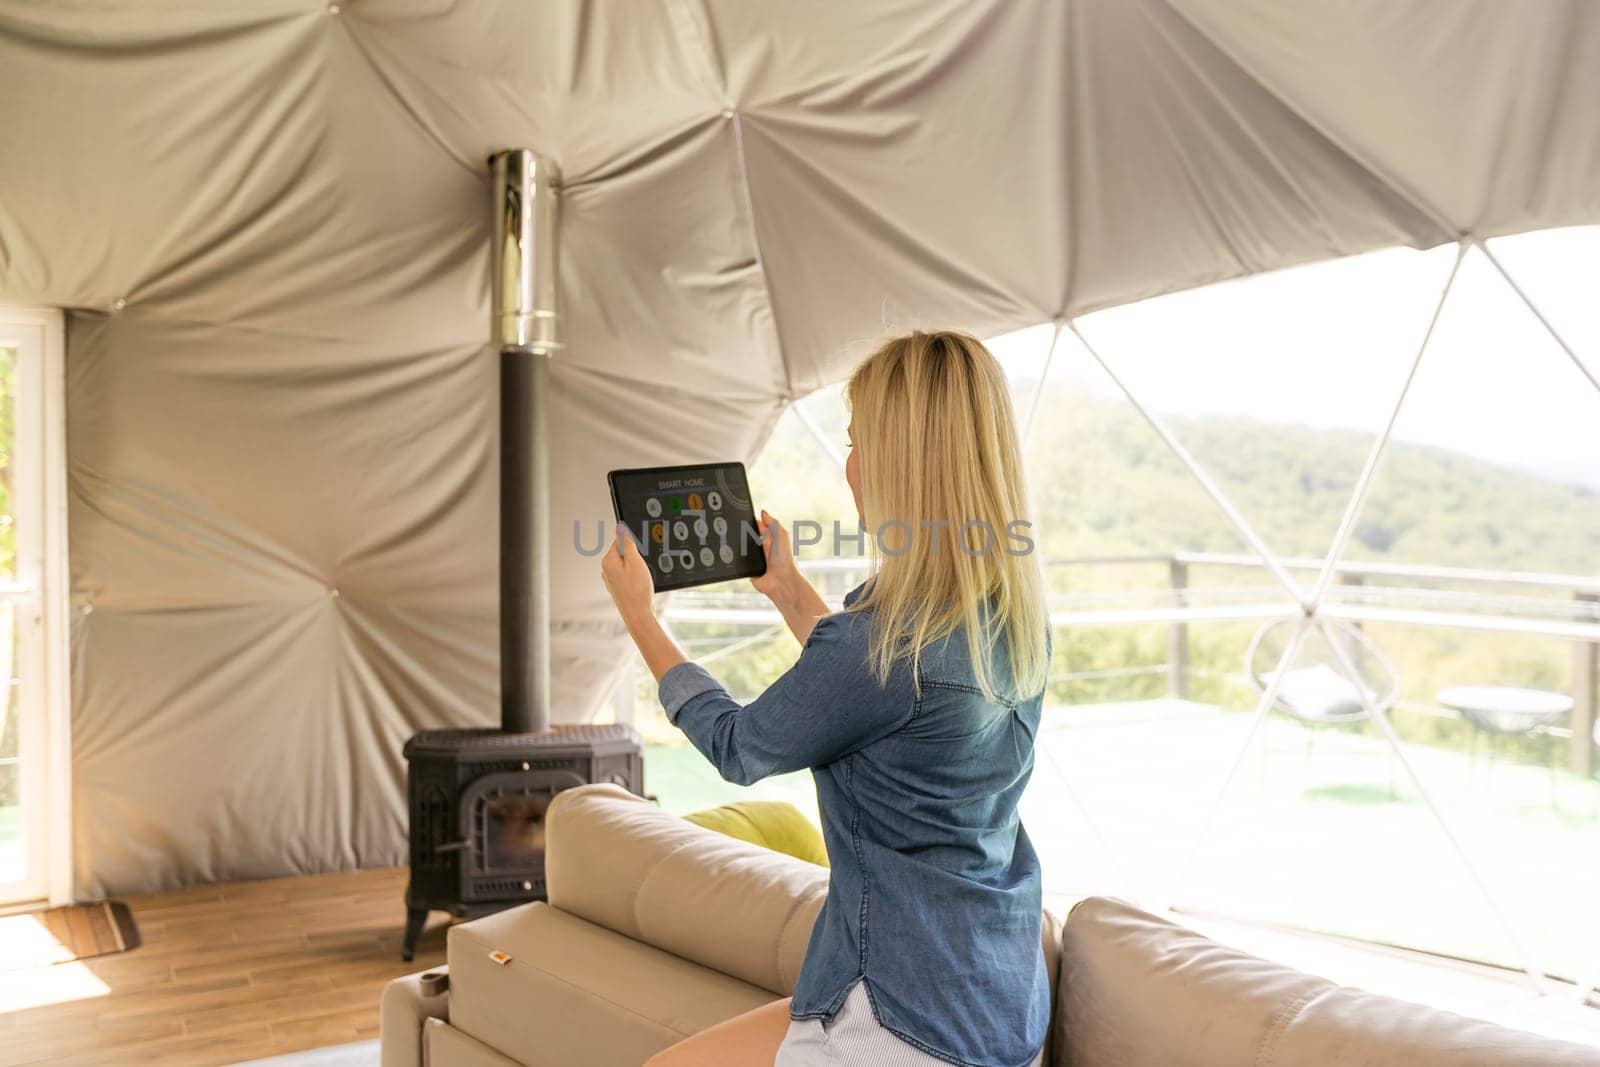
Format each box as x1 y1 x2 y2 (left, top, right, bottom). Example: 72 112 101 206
1244 616 1401 795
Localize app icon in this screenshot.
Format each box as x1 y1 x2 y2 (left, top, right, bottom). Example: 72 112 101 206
687 492 704 511
645 497 662 518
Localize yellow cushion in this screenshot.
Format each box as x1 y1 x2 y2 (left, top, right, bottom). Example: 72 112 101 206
683 801 829 867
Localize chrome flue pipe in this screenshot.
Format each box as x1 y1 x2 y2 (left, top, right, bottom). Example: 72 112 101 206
491 149 561 734
492 150 561 353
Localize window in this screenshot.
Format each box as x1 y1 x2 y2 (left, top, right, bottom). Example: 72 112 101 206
0 306 70 907
1002 233 1599 989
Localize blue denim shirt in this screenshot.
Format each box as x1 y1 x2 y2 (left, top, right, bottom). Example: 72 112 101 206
658 584 1050 1067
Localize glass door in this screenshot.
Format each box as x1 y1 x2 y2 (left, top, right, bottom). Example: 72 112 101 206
0 309 68 907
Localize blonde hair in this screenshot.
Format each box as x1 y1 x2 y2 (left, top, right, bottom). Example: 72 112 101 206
844 329 1049 703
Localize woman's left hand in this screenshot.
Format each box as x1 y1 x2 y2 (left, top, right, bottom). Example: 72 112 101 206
600 525 655 621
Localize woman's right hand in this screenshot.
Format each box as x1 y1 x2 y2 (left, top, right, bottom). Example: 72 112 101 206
751 509 832 645
750 509 800 600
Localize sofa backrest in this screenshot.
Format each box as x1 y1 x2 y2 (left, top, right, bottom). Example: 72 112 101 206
545 783 829 996
1056 897 1600 1067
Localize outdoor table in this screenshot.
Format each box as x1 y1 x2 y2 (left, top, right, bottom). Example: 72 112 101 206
1437 685 1573 736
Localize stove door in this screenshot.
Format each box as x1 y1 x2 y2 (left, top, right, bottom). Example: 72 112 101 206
458 769 587 878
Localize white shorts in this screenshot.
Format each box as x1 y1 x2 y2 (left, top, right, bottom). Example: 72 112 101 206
773 978 1045 1067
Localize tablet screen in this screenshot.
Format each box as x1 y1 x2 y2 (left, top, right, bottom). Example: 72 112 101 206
607 463 766 592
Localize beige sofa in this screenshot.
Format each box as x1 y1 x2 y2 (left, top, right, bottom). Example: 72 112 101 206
381 783 1600 1067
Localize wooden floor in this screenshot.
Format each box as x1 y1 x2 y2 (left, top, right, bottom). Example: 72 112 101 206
0 867 449 1067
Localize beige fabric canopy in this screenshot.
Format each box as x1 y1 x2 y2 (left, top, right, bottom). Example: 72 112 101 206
0 0 1595 895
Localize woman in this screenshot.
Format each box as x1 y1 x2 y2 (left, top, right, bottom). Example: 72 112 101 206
600 330 1051 1067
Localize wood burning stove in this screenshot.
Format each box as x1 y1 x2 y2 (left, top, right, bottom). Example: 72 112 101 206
401 727 642 959
401 149 645 961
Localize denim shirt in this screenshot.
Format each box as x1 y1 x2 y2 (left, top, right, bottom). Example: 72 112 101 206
657 584 1051 1067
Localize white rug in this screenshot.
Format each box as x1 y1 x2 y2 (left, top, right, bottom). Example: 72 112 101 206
230 1039 379 1067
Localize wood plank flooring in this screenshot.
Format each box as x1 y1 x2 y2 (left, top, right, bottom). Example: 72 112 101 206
0 867 448 1067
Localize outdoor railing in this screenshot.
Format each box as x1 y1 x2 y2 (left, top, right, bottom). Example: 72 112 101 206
658 552 1600 774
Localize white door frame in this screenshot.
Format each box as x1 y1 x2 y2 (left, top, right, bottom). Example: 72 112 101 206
0 305 71 907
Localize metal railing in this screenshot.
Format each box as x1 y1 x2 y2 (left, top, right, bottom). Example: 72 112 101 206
660 552 1600 774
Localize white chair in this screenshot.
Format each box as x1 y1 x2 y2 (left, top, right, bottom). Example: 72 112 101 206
1245 616 1400 795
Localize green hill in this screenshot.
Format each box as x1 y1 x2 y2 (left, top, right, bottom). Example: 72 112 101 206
1024 392 1600 575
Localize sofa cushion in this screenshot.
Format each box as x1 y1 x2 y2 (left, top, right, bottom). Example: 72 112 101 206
1056 897 1600 1067
683 799 830 866
447 901 777 1067
545 783 828 995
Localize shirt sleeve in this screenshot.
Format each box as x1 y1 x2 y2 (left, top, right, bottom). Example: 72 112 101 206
657 609 912 786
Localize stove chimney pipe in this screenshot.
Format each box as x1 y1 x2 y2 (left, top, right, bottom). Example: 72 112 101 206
491 149 560 734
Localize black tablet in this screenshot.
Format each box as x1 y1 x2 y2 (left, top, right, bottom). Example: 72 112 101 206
607 463 767 592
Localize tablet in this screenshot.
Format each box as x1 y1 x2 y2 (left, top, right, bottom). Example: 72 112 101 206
607 462 767 592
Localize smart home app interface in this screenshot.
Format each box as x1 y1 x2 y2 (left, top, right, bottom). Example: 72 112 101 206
608 464 764 592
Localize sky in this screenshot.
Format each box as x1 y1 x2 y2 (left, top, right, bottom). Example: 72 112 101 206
986 226 1600 490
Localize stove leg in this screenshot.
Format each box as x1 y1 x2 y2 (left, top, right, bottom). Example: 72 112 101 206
402 907 428 962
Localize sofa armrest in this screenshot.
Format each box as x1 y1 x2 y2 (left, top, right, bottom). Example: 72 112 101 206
1057 897 1600 1067
380 968 451 1067
446 901 776 1067
544 783 828 996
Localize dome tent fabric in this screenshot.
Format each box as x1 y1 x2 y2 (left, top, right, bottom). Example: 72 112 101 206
0 1 1594 896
